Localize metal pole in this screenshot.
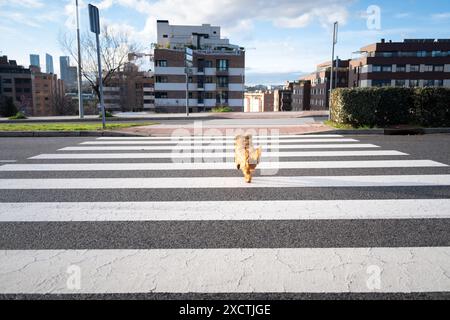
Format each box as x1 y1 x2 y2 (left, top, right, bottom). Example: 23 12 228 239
96 32 106 129
75 0 84 118
329 21 338 120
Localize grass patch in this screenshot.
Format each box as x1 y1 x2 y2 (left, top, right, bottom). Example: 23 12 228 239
0 122 157 132
324 120 379 130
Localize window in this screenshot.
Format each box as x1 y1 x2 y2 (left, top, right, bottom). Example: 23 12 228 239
188 76 193 83
162 34 168 38
205 92 214 99
3 88 12 93
434 65 444 72
216 76 228 88
372 80 391 87
205 60 213 68
381 65 392 72
205 76 213 83
410 65 420 72
432 51 442 57
144 99 154 104
155 60 168 67
2 78 12 84
395 80 406 87
155 92 168 98
217 59 229 71
155 76 168 83
396 65 406 72
417 51 427 57
424 80 434 87
188 92 193 99
423 65 433 72
436 80 444 87
216 91 228 103
372 65 382 72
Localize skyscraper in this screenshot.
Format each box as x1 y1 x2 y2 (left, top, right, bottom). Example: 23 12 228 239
30 54 40 68
45 53 54 74
60 56 70 82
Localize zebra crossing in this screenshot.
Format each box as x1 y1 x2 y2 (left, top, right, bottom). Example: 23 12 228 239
0 133 449 298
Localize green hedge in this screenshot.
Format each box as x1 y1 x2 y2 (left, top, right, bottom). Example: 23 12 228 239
331 87 450 128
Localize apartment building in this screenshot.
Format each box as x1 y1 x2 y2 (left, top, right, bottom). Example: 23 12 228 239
31 66 66 116
154 20 245 113
103 62 155 112
0 56 34 114
349 39 450 88
300 59 350 110
273 84 292 112
244 91 274 112
291 80 311 111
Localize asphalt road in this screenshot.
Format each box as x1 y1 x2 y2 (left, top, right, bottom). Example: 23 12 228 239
0 134 449 300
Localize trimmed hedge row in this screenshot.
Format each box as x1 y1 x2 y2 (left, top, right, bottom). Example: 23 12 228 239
330 87 450 127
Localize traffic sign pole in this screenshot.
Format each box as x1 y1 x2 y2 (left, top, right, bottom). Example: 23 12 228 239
89 4 106 129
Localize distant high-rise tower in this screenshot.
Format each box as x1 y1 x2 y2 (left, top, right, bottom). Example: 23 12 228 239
45 53 54 74
30 54 40 68
60 56 70 82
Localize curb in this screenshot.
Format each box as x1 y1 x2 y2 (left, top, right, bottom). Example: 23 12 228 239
326 128 450 135
0 131 145 137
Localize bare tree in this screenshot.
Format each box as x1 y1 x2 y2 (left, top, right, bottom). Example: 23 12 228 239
59 25 142 100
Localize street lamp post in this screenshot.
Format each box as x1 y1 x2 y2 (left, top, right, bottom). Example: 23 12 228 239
75 0 84 118
329 21 338 121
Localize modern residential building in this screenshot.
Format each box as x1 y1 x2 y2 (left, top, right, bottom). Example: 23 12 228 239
59 56 77 89
349 39 450 88
154 20 245 113
273 83 292 112
300 59 350 110
291 80 311 111
30 54 40 68
102 62 155 112
244 91 274 112
45 53 54 74
31 66 66 116
0 56 34 114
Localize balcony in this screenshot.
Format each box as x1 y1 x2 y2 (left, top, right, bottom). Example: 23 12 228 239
216 68 229 75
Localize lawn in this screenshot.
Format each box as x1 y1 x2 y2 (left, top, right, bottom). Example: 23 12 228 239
0 122 157 132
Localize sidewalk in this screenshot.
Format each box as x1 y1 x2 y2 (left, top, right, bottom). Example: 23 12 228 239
0 111 328 123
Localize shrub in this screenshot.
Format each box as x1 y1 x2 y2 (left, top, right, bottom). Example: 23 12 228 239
8 111 27 120
0 97 18 117
331 87 450 128
99 111 114 118
211 106 233 113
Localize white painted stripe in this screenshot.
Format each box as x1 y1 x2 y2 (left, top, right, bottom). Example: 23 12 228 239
59 144 380 151
1 160 445 172
29 150 409 160
1 199 449 222
1 247 449 293
1 175 449 189
81 138 358 145
97 134 344 140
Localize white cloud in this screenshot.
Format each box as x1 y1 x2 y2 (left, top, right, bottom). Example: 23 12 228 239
0 0 44 8
431 12 450 21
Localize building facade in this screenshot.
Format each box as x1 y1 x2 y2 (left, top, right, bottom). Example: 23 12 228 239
349 39 450 88
0 56 34 114
154 20 245 113
244 91 274 112
300 59 349 110
45 54 54 74
273 85 292 112
31 66 66 116
291 80 311 111
102 62 155 112
30 54 40 68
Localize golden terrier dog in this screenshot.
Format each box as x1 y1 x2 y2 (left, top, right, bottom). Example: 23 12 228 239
234 135 262 183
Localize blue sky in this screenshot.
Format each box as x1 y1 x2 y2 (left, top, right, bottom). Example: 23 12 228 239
1 0 449 85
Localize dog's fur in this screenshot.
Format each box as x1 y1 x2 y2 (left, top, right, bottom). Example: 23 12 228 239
234 135 262 183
